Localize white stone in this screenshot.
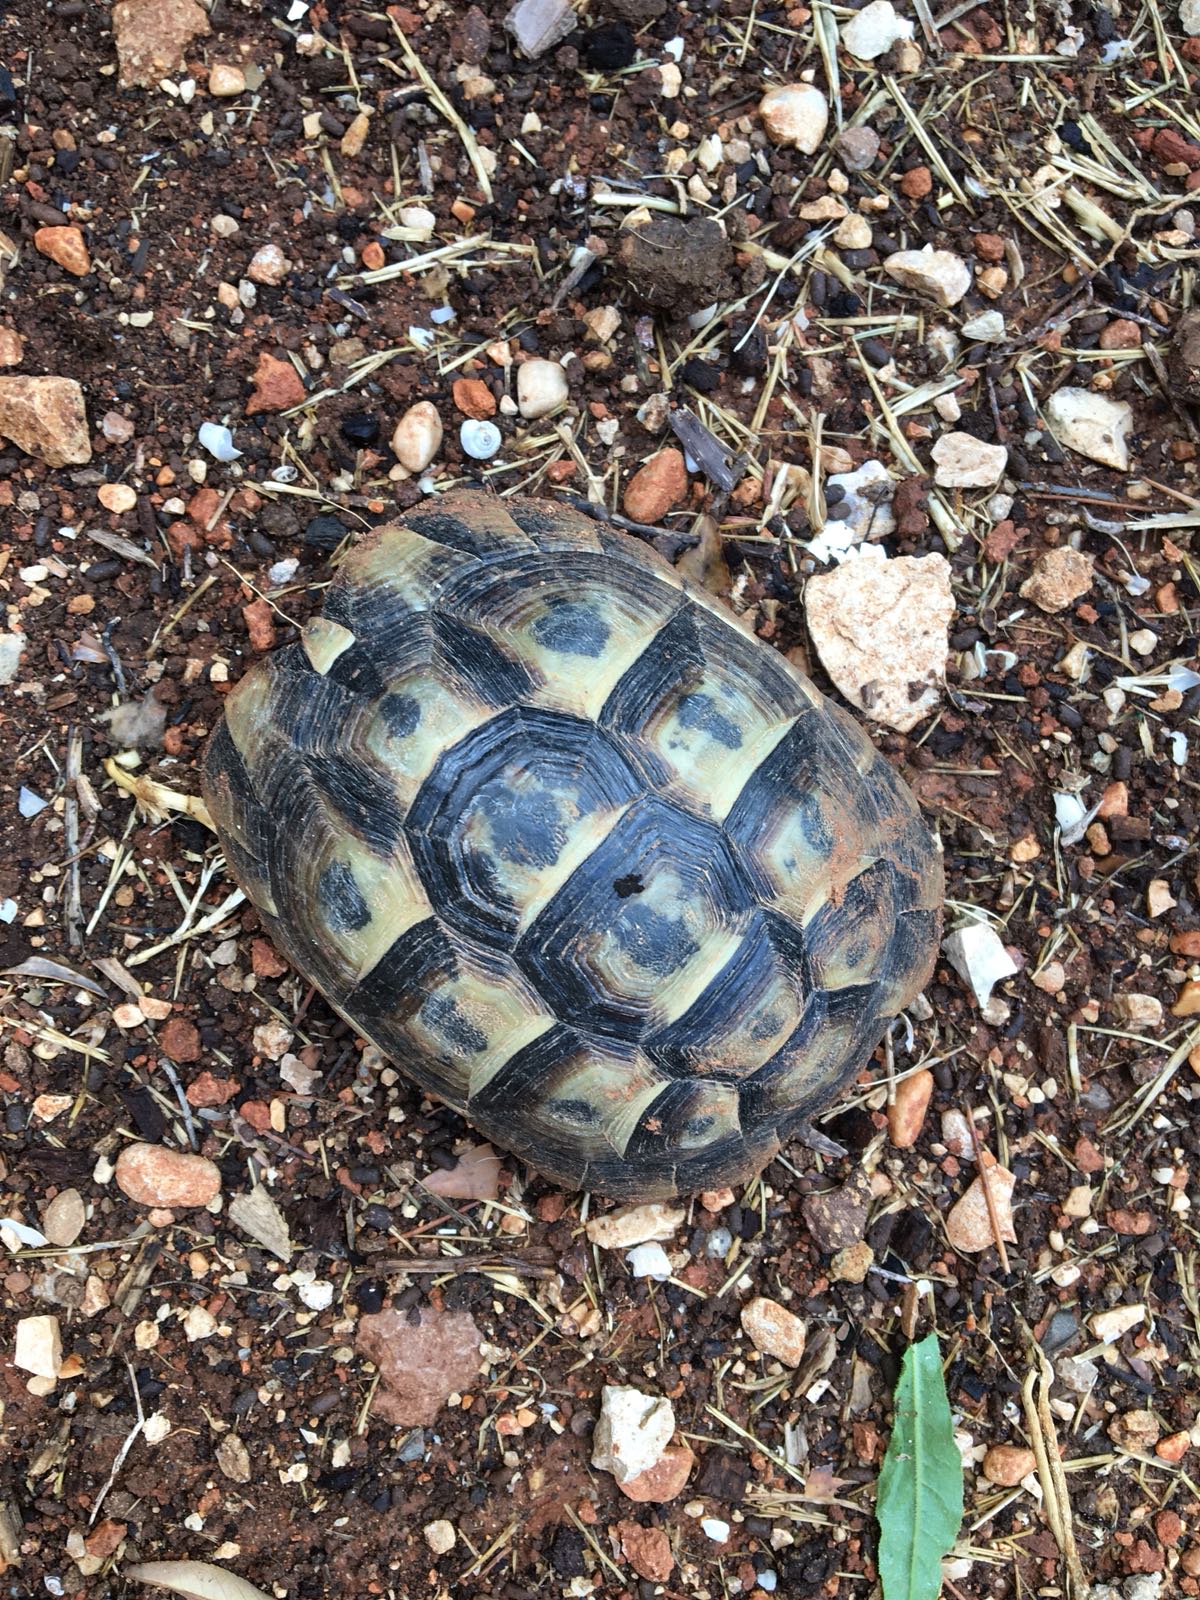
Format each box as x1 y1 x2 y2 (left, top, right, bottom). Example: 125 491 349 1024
833 213 873 250
961 309 1006 342
398 205 437 238
841 0 914 59
198 421 241 461
1043 388 1132 471
592 1385 676 1484
42 1188 86 1247
931 432 1008 488
702 1518 732 1542
627 1242 673 1280
1113 993 1163 1028
424 1519 457 1555
184 1304 217 1341
1182 0 1200 33
934 393 961 422
804 547 953 732
208 63 245 97
460 419 502 460
0 631 25 685
884 247 972 308
516 358 569 420
15 1314 62 1380
586 1201 685 1250
1091 1304 1144 1342
247 244 291 285
758 84 829 154
943 921 1019 1008
1063 1185 1093 1218
391 401 443 473
506 0 576 57
806 458 896 565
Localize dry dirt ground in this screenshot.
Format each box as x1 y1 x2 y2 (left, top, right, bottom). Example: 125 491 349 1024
1 0 1200 1597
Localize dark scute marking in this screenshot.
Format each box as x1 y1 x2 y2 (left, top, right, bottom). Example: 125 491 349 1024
379 692 422 739
320 581 359 632
750 1009 783 1042
432 610 532 706
613 902 699 977
326 643 387 700
676 690 743 749
547 1097 603 1127
302 752 405 855
613 873 644 899
403 705 644 948
515 794 755 1044
420 992 488 1054
319 861 370 933
622 1081 731 1161
467 1022 580 1118
404 509 492 556
478 781 573 869
531 600 610 658
643 910 809 1079
599 605 705 739
353 916 457 1019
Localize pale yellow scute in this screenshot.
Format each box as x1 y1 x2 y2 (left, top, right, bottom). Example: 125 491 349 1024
301 617 356 675
363 676 493 810
319 832 432 981
401 961 557 1098
544 1052 666 1158
221 662 276 766
652 924 744 1028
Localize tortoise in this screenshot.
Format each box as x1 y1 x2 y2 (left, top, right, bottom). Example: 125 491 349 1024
203 490 942 1200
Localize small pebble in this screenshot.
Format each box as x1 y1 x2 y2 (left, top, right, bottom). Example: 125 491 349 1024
758 83 829 153
516 358 569 419
392 401 443 473
424 1519 456 1555
209 63 246 97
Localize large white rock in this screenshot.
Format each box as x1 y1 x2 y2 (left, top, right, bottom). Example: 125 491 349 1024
391 401 443 473
805 547 952 732
15 1314 62 1380
758 84 829 154
942 921 1019 1008
841 0 914 59
884 247 972 308
931 431 1008 488
1182 0 1200 33
516 358 569 420
592 1386 676 1484
586 1201 684 1250
1043 388 1132 471
506 0 576 57
961 309 1006 342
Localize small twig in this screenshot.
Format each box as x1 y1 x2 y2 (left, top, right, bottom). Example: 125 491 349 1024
63 725 83 949
388 27 493 202
89 1359 146 1526
1021 1332 1088 1597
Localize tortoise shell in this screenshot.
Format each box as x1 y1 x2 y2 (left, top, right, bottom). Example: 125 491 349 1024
203 491 942 1200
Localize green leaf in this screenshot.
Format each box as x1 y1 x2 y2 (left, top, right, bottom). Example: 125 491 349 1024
877 1333 964 1600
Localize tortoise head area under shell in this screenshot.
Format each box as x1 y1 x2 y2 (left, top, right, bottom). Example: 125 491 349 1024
202 490 942 1200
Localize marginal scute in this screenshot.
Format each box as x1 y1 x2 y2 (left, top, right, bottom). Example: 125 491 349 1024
301 617 356 674
203 489 943 1200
